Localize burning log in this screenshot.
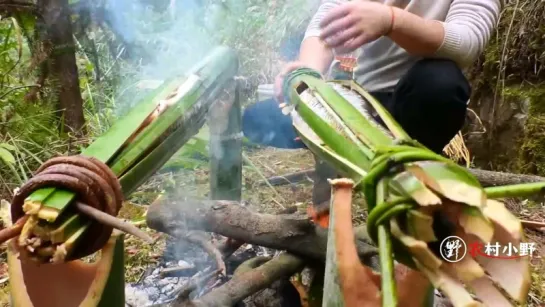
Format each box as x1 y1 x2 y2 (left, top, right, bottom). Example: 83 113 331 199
145 198 379 265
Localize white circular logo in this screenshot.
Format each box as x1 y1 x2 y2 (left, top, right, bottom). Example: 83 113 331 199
439 236 467 263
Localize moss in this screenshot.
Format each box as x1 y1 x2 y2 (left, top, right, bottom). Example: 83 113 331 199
469 1 545 94
467 0 545 172
513 86 545 175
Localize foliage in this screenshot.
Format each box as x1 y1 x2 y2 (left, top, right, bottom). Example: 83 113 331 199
469 0 545 89
0 0 318 199
0 15 64 196
465 0 545 174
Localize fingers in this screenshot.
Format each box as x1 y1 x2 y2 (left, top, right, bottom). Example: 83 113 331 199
319 3 366 52
319 2 384 52
341 34 369 53
282 61 305 75
319 3 352 29
322 26 360 49
274 61 304 102
274 74 285 103
329 35 366 55
319 14 358 43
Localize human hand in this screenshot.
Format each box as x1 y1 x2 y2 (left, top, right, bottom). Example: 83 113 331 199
319 1 393 54
274 61 308 103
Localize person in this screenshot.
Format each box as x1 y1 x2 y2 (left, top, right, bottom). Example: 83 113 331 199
243 0 502 215
242 27 308 149
243 1 503 305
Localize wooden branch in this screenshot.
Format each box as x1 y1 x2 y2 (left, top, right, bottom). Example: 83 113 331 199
75 201 153 243
468 168 545 187
0 216 27 244
171 268 222 305
160 265 195 277
0 1 40 16
260 168 545 188
258 169 315 186
146 198 378 264
232 256 272 276
520 220 545 231
216 238 244 259
174 253 304 307
182 231 226 276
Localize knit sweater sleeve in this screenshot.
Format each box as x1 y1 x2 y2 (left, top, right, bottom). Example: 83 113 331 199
435 0 503 67
303 0 345 40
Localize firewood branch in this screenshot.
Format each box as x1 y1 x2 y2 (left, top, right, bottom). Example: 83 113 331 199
182 231 226 276
468 168 545 186
259 168 545 188
145 198 378 265
173 253 305 307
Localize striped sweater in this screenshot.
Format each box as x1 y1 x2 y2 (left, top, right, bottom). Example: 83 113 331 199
304 0 503 92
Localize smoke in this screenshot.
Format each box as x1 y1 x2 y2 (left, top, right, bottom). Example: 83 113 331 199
98 0 320 103
96 0 320 269
94 0 322 154
85 0 324 197
98 0 213 112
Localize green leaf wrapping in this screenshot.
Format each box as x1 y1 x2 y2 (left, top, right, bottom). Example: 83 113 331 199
283 68 536 307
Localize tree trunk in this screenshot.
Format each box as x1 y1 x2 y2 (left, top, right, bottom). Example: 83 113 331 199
40 0 85 135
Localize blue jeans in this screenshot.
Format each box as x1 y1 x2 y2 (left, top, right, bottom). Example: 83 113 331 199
242 97 306 149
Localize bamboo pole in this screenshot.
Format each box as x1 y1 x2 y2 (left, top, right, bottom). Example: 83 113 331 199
322 191 345 307
209 80 242 201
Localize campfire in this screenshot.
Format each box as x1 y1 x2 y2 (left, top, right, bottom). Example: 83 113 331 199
1 46 543 307
125 233 289 306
